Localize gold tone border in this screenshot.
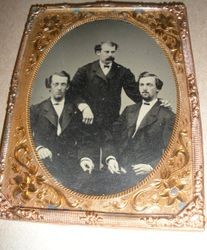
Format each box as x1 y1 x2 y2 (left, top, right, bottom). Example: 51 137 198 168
0 1 205 230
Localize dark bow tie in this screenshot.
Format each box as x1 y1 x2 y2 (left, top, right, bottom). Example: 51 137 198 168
53 102 60 105
143 102 150 105
104 64 110 68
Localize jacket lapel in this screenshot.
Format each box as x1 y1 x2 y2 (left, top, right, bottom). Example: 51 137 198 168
106 62 118 80
42 99 74 134
92 61 107 82
60 103 74 133
42 99 58 128
138 101 160 130
126 103 141 138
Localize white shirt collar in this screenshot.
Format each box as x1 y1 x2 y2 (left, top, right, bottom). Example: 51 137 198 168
131 98 158 138
142 98 158 107
99 60 112 69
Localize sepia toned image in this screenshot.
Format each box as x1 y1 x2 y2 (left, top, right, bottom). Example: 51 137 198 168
0 1 204 230
30 20 176 195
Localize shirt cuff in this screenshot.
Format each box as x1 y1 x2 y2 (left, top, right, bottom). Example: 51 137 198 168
105 156 116 164
36 145 44 151
78 103 89 112
80 157 93 163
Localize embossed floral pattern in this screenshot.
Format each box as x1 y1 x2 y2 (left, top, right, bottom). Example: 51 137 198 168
160 177 187 207
80 212 103 225
13 172 44 201
42 16 63 36
0 3 204 229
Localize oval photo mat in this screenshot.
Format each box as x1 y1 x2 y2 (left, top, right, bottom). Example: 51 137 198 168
30 19 177 196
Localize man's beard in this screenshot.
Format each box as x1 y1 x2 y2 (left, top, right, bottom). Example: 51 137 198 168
54 96 64 102
141 93 152 101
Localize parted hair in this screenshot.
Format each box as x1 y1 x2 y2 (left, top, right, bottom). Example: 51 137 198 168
137 71 163 90
45 71 70 88
94 41 119 53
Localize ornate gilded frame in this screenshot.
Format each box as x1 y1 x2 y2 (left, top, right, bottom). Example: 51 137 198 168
0 1 205 230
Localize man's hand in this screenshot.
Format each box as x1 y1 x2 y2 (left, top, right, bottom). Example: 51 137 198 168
82 106 94 124
108 159 120 174
78 103 94 124
159 98 172 110
37 147 53 160
107 159 126 174
80 158 94 174
132 164 153 175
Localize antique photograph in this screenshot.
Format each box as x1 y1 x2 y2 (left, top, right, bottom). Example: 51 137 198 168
30 19 176 195
0 1 204 230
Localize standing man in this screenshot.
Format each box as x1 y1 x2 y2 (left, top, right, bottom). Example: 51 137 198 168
69 41 141 172
110 72 175 191
30 71 90 188
70 41 141 129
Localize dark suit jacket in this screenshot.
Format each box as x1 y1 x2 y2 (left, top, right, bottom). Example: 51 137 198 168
69 60 141 130
30 98 117 195
30 98 87 187
114 100 175 169
106 100 175 192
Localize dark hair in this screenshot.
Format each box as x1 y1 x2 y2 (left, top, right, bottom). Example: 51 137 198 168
137 71 163 90
94 41 119 53
45 71 70 88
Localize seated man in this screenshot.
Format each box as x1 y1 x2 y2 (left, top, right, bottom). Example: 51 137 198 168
30 70 120 194
110 72 176 190
30 71 89 188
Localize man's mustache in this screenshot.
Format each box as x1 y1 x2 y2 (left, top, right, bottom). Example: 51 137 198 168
106 57 115 61
141 91 149 94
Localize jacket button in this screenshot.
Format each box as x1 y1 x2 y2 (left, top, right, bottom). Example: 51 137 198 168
102 98 105 101
57 153 60 156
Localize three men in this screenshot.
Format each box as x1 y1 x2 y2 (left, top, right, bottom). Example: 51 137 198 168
30 44 175 195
